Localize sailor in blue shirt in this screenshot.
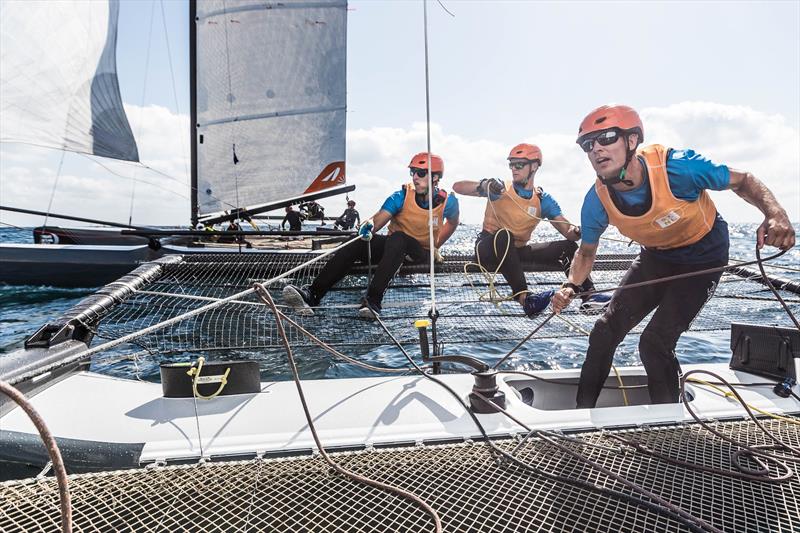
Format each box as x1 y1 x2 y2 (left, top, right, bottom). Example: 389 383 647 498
580 148 732 265
455 143 607 317
551 104 795 408
283 152 460 320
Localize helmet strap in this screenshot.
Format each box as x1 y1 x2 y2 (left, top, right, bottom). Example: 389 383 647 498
597 134 635 187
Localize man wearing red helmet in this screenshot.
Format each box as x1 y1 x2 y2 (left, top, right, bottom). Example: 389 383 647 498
551 104 795 408
454 143 609 317
283 152 460 319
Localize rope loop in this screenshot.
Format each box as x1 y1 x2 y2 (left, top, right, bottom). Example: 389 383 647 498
186 356 232 400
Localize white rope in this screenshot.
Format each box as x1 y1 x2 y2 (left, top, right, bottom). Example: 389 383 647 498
12 237 362 384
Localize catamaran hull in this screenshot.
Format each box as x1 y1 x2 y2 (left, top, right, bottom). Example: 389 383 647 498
0 362 796 476
0 244 163 287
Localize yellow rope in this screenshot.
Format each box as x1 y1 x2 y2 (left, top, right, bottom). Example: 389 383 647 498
186 357 231 400
611 365 630 406
687 377 800 426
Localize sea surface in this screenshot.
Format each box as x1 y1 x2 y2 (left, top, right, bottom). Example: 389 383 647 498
1 223 798 381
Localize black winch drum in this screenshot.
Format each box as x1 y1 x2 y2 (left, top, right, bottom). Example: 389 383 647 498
160 360 261 398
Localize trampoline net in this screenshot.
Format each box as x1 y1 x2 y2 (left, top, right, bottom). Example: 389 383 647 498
78 251 798 354
1 417 798 532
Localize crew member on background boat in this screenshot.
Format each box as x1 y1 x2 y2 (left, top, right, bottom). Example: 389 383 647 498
283 152 460 319
334 200 360 230
548 104 795 407
300 201 326 226
220 219 249 246
453 143 610 317
282 205 303 231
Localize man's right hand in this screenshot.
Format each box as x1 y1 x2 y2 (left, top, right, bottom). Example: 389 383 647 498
486 178 505 196
552 287 575 314
478 178 505 196
358 219 374 241
758 212 795 250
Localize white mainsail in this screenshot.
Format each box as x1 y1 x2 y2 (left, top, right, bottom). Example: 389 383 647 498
195 0 347 218
0 0 139 162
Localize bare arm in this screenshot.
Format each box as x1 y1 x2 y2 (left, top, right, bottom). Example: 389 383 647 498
552 241 598 313
452 180 483 197
436 214 459 248
728 169 795 250
369 209 393 233
549 215 581 241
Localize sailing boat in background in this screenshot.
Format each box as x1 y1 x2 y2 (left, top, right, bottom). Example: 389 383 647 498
0 0 353 286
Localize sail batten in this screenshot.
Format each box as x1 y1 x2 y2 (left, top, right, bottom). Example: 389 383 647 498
200 104 348 128
195 0 347 218
199 1 348 20
0 0 139 162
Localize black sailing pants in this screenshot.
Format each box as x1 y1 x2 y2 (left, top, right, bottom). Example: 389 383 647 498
474 229 594 297
576 249 727 408
310 232 426 307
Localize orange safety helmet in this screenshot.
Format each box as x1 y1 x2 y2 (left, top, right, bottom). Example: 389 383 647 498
507 143 542 165
408 152 444 174
577 104 643 145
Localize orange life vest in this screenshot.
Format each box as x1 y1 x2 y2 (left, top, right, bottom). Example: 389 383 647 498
387 183 447 249
595 144 717 249
482 180 542 247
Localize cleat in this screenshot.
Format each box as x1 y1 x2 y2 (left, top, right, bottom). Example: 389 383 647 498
579 293 612 313
523 289 554 317
282 284 317 316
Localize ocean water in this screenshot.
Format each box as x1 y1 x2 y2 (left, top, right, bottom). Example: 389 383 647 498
1 223 798 381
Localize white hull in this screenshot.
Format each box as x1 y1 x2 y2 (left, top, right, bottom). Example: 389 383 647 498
1 362 797 473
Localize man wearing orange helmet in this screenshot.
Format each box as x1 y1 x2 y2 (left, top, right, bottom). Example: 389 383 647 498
283 152 459 319
550 104 795 408
454 143 610 316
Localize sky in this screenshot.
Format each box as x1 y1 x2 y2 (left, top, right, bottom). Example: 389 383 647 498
1 0 799 231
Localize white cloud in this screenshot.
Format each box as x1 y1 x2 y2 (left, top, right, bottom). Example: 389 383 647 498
321 101 800 225
1 104 190 227
2 101 797 229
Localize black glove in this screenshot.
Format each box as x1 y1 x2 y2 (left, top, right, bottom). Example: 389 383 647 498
478 178 505 196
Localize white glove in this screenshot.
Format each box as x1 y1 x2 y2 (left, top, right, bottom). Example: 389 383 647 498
358 219 374 241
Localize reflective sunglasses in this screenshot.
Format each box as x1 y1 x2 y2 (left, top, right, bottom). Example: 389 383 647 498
579 128 622 153
508 161 529 170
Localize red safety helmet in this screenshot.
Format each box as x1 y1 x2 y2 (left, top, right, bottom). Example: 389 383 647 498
577 104 643 145
507 143 542 165
408 152 444 173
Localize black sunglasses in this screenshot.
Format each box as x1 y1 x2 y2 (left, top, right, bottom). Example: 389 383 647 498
579 128 622 153
410 168 442 179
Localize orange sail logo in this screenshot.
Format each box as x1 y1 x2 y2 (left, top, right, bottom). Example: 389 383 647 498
304 162 346 193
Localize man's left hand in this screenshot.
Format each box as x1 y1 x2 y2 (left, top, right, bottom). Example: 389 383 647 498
758 213 796 250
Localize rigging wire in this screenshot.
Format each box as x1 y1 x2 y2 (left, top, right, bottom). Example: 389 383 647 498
221 0 242 219
159 0 191 187
422 0 437 321
42 149 66 228
128 0 158 227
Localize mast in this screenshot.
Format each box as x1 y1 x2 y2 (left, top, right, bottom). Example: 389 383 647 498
189 0 198 228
